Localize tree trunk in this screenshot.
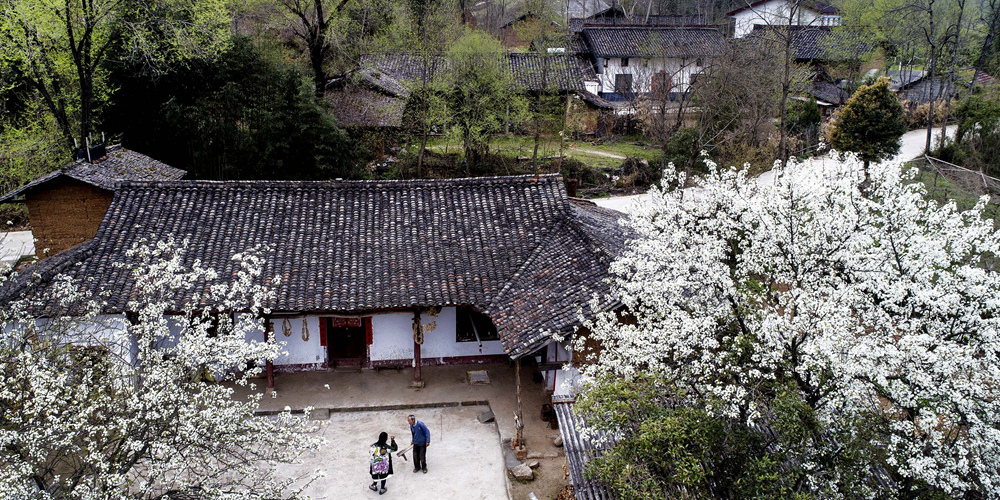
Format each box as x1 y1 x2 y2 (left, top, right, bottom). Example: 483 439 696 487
939 0 964 149
925 0 937 154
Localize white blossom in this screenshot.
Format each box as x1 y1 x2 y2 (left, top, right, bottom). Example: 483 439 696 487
0 237 322 499
582 154 1000 497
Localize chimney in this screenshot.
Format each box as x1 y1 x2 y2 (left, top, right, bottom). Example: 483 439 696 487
566 178 579 198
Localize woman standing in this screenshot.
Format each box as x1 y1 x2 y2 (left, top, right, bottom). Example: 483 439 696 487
369 432 398 494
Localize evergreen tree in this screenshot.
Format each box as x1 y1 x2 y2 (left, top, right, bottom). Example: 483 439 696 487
831 78 908 168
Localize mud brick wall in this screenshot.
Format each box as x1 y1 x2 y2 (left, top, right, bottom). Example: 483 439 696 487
26 178 113 259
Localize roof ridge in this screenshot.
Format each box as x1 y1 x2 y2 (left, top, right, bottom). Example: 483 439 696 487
116 174 565 189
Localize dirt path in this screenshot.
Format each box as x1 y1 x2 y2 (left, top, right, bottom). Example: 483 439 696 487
569 147 626 160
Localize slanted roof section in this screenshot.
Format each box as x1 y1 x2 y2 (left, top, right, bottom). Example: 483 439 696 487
508 53 596 91
887 69 927 90
581 26 727 59
553 396 618 500
3 175 626 357
0 146 186 203
747 25 876 62
809 81 848 105
326 87 407 128
486 200 627 358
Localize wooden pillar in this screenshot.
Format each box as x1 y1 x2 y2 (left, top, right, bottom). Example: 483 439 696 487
264 317 274 390
411 309 424 388
514 357 524 448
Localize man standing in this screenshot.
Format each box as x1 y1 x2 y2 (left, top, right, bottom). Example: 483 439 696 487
408 414 430 473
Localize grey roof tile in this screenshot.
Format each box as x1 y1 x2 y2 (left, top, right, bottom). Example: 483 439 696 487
0 146 186 203
581 26 727 58
3 175 627 357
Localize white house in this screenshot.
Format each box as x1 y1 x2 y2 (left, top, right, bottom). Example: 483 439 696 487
580 26 727 100
2 175 626 395
727 0 841 38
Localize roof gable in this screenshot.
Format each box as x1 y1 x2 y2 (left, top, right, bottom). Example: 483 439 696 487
0 146 186 203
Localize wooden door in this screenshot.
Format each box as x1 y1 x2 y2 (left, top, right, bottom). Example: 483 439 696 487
325 317 368 366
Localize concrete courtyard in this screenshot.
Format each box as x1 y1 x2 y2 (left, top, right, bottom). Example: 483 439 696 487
279 406 507 500
233 364 570 500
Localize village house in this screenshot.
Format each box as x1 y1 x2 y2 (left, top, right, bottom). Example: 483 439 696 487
0 145 185 260
746 25 877 112
579 25 727 102
727 0 841 39
2 174 625 396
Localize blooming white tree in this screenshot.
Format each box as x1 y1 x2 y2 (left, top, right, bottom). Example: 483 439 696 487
0 237 322 499
581 155 1000 498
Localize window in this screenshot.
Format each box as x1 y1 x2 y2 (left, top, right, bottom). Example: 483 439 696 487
457 306 499 342
614 74 633 95
621 57 629 67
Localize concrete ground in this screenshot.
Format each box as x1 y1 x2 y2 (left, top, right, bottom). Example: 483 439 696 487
0 230 34 269
233 364 568 500
279 406 507 500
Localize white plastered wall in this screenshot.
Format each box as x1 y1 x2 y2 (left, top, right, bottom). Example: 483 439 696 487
731 0 823 38
264 315 325 367
598 57 703 94
369 307 506 363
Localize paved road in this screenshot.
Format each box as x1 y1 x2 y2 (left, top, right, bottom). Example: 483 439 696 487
0 230 34 269
592 126 958 214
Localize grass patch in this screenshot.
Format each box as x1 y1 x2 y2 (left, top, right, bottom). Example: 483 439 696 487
905 160 1000 221
420 134 661 171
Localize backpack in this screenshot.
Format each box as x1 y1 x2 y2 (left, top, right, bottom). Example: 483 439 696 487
370 444 390 475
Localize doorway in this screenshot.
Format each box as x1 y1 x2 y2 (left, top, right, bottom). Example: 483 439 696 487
325 317 369 366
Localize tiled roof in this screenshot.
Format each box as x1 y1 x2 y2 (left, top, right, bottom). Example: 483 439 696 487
887 69 927 90
899 76 955 104
507 53 596 91
570 14 708 32
553 396 618 500
359 53 446 85
0 146 186 203
326 87 407 128
747 25 876 62
809 81 848 105
3 175 626 357
574 90 616 109
361 52 595 92
581 26 727 58
486 200 626 358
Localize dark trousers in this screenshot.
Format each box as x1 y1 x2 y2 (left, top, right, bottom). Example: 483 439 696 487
413 444 427 470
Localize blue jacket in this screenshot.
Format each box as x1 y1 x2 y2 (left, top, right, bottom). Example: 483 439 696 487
410 420 430 445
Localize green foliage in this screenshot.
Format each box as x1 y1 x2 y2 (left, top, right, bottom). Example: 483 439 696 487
951 90 1000 177
661 128 706 175
0 0 233 149
106 37 354 180
577 376 816 500
445 30 527 168
831 78 907 165
788 98 821 134
0 111 66 227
